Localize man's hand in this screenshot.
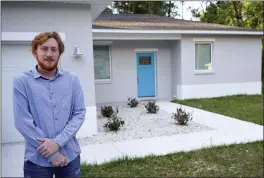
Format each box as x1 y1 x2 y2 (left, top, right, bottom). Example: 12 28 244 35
37 138 60 158
50 152 68 167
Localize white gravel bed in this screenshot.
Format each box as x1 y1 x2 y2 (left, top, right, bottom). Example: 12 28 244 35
78 103 214 146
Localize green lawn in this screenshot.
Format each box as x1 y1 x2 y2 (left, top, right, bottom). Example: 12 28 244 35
81 141 263 177
172 94 263 126
81 94 263 177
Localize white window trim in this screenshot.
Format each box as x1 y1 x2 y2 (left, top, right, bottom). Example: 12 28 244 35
134 48 159 52
94 44 112 83
93 41 113 45
194 40 214 75
193 38 215 42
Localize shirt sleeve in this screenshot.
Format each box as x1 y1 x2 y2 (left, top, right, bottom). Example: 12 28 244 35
54 75 86 148
13 76 58 161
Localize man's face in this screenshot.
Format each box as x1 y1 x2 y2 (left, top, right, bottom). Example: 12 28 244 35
34 38 60 71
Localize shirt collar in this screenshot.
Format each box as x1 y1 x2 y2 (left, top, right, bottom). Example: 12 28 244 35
33 65 64 79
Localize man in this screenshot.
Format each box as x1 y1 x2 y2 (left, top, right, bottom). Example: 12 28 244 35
13 32 86 178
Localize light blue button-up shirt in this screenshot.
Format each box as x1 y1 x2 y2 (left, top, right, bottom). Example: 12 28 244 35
13 66 86 167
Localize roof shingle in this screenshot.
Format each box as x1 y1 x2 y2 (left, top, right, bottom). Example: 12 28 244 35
93 13 262 31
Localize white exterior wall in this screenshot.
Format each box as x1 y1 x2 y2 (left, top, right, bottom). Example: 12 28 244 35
95 40 172 104
178 35 262 99
170 41 182 99
2 1 97 143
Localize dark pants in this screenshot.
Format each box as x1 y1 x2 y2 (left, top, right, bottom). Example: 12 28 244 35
24 155 80 178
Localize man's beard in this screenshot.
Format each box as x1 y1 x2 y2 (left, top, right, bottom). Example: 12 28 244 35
36 56 59 71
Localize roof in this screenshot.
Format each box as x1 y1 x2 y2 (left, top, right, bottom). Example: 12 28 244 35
93 13 261 32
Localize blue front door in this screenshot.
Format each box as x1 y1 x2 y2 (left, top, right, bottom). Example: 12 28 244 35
137 52 155 97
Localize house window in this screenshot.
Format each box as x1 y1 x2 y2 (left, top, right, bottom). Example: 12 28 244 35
195 42 212 71
93 45 111 81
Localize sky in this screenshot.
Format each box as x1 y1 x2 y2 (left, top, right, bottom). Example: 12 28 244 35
177 1 207 21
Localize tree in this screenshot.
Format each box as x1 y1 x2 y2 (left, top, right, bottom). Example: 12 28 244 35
243 1 264 30
166 1 179 17
102 7 113 14
191 1 263 29
112 1 179 17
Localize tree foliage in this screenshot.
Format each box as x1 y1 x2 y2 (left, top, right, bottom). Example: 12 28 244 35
112 1 179 17
191 1 263 29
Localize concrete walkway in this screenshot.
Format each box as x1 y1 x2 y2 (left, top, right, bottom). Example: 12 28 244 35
2 101 263 177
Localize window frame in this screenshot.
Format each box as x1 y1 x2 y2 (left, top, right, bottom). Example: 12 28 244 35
193 38 214 75
93 42 112 83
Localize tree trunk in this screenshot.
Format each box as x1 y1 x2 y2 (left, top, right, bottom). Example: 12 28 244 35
181 1 184 19
232 2 243 27
168 1 171 17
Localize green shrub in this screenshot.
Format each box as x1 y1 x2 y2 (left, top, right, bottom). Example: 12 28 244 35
101 105 114 118
145 101 159 114
172 107 193 125
104 107 125 132
127 97 139 108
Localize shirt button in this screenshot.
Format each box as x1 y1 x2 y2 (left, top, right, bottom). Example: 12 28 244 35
51 92 53 95
54 105 56 108
55 118 58 120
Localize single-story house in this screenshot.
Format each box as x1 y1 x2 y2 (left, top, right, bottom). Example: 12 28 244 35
1 1 262 144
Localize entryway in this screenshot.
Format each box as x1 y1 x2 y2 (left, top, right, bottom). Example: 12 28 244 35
136 52 156 97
